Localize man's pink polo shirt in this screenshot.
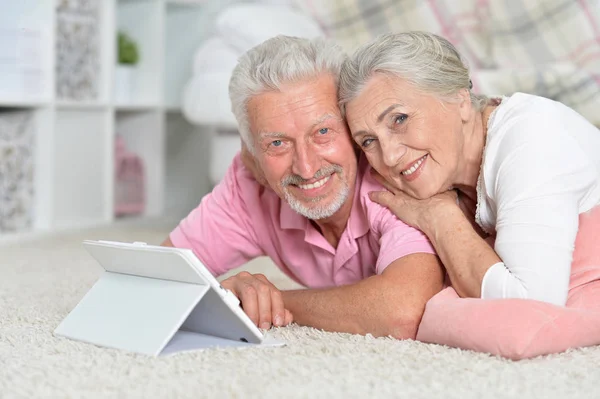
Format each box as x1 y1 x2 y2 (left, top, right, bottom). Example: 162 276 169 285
170 153 436 288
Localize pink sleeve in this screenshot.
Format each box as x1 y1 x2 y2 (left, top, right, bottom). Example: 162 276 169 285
169 155 264 276
375 213 437 274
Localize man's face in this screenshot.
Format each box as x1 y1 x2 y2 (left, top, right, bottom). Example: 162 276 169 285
247 73 357 220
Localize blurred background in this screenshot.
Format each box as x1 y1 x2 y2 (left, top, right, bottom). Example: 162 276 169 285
0 0 598 242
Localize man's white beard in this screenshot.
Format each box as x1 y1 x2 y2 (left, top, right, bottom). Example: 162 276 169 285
283 178 350 220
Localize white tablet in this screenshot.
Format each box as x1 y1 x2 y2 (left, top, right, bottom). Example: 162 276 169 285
54 240 268 356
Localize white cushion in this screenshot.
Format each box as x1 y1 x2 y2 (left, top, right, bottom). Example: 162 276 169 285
182 73 238 129
216 4 324 53
192 37 239 76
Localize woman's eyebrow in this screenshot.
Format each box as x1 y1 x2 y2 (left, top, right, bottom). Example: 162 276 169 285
377 103 403 122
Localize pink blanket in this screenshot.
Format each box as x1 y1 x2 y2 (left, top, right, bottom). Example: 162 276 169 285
416 206 600 360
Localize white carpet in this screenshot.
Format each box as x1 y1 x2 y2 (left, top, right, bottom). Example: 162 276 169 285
2 220 600 399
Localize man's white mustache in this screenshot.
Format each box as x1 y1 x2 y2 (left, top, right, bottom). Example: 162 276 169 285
281 165 343 186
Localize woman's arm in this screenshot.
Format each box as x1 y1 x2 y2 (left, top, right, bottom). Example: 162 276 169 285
419 204 501 299
371 118 594 305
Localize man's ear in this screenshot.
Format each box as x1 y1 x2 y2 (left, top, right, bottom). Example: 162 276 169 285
240 138 268 187
457 88 472 123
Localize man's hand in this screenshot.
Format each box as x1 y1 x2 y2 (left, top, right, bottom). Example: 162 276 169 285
240 140 268 187
221 271 293 330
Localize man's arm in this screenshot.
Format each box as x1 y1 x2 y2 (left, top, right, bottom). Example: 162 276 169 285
282 252 444 339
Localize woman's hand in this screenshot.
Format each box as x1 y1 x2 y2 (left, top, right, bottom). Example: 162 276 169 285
368 170 460 234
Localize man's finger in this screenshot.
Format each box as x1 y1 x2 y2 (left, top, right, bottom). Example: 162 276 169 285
270 289 285 327
284 309 293 326
253 274 284 327
239 284 260 326
255 283 273 330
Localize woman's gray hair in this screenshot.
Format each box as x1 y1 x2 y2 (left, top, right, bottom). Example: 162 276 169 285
338 31 488 115
229 35 347 153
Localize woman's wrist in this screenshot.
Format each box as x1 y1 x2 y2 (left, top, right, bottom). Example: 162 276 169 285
421 205 472 246
421 203 468 241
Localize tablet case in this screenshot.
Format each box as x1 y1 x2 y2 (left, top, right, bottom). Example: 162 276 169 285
54 240 284 356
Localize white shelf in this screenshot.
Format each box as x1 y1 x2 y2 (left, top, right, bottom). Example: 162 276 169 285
56 100 110 109
0 0 213 236
116 0 164 106
115 103 161 111
164 1 206 110
0 100 49 108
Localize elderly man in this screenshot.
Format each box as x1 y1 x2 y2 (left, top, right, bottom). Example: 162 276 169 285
162 35 444 339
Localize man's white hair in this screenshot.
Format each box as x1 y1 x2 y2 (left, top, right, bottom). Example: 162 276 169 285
338 31 488 114
228 35 347 153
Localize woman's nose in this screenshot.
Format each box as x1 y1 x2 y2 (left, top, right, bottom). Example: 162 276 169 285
381 139 407 168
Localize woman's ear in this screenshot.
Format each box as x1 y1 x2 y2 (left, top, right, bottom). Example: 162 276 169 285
457 88 472 123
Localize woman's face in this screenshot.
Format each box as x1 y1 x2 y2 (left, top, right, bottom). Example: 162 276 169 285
345 73 471 199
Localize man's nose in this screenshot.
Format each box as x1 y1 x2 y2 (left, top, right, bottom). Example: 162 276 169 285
381 138 408 168
291 144 320 179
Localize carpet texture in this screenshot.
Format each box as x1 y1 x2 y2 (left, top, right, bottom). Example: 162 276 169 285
2 221 600 399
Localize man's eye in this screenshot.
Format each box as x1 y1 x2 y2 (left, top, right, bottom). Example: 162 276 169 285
394 114 408 124
361 138 374 148
271 140 282 147
318 128 329 135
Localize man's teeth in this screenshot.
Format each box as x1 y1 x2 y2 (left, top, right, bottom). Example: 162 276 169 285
298 175 330 190
401 155 427 176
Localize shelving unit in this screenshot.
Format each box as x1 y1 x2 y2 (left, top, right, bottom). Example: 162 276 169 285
0 0 216 238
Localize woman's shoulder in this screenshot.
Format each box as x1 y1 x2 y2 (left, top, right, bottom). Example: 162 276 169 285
488 92 587 133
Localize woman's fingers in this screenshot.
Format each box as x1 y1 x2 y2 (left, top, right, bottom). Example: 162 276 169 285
368 191 396 207
370 169 400 193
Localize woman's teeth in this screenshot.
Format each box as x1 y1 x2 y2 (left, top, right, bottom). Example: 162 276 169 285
401 155 427 176
298 175 330 190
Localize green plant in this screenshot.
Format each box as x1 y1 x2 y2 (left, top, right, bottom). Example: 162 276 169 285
118 32 139 65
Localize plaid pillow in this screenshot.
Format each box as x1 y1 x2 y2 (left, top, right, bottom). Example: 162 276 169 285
294 0 492 68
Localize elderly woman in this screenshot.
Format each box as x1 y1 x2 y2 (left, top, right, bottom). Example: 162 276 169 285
339 31 600 359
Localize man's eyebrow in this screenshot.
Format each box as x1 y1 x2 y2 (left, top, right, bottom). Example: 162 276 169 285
377 103 403 123
258 114 341 139
258 131 286 139
310 113 340 129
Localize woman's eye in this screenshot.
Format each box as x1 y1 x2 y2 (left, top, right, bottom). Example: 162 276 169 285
271 140 282 147
394 114 408 124
318 128 329 135
361 138 374 148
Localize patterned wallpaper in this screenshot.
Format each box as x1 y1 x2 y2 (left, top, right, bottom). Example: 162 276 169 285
55 0 100 101
0 111 34 232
